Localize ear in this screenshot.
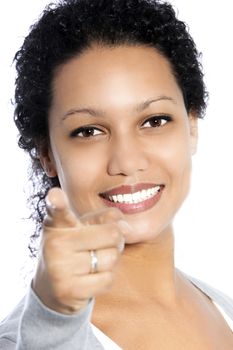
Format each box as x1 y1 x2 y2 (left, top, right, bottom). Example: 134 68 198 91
39 149 57 178
188 112 198 155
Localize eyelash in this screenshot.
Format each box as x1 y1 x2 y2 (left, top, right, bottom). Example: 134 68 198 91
70 126 103 138
69 115 172 138
141 115 172 128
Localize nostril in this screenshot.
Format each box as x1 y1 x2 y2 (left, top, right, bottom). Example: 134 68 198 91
107 148 149 176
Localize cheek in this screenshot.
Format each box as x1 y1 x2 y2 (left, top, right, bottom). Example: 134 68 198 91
54 147 107 213
153 131 192 194
165 135 192 204
56 146 98 184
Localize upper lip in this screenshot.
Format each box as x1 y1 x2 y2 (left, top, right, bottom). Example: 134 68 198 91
99 183 164 196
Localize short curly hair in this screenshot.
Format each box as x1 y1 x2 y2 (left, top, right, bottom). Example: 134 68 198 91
14 0 208 255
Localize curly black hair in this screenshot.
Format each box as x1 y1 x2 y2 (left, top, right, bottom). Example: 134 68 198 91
14 0 208 256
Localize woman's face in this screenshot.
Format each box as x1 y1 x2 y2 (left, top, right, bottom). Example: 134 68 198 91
43 45 198 244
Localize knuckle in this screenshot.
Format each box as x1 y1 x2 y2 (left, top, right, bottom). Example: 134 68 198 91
107 249 119 267
109 225 122 243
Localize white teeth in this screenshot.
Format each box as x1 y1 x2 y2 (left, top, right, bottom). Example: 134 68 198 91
141 189 147 198
124 194 131 203
132 192 140 202
112 195 118 203
117 194 123 202
106 186 161 204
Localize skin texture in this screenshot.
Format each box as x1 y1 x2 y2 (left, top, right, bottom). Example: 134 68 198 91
35 45 233 349
45 45 197 243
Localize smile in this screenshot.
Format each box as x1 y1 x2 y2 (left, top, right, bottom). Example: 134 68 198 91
106 186 161 204
99 184 164 214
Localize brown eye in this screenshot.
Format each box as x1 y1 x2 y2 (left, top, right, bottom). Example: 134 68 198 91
142 115 172 128
70 126 103 138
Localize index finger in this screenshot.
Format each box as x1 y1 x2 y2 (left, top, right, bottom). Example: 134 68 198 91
45 187 81 228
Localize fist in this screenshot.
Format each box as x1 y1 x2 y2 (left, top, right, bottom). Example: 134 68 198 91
32 188 130 314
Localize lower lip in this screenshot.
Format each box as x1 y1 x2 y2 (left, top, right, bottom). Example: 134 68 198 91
100 187 164 214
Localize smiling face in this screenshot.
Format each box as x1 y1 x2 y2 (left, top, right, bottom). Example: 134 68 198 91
41 45 198 243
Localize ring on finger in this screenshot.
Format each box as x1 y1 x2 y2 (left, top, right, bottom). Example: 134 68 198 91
90 250 98 274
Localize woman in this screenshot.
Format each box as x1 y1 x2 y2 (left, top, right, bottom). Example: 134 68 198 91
0 0 232 348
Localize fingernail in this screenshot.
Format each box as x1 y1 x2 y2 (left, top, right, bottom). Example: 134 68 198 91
45 196 56 211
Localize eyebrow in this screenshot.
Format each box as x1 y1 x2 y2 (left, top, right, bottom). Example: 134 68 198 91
62 96 175 119
136 96 175 112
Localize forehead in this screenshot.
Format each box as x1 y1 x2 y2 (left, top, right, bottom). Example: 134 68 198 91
50 45 183 112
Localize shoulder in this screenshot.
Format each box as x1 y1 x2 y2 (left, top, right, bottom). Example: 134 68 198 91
181 270 233 320
0 296 25 344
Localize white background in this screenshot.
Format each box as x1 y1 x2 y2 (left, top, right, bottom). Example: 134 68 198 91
0 0 232 320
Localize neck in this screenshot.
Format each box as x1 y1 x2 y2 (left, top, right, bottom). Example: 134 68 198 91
107 226 180 305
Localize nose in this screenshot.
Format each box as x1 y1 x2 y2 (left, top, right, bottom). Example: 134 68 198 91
107 135 149 176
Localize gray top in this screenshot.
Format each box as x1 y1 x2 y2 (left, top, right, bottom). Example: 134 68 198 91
0 273 232 349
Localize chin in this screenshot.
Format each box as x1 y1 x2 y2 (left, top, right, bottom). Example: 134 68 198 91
123 217 173 244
